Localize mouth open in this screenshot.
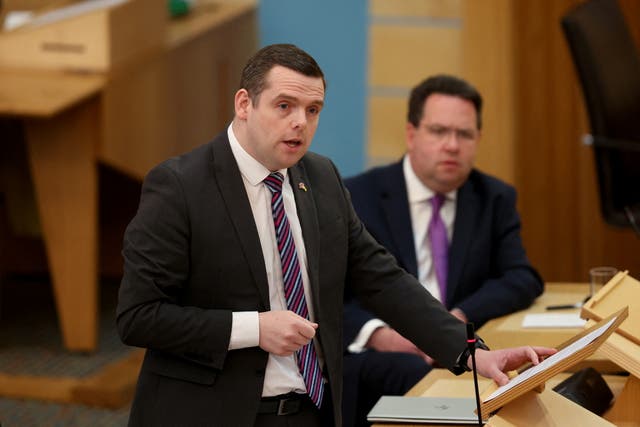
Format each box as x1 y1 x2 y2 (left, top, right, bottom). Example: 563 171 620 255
284 139 302 148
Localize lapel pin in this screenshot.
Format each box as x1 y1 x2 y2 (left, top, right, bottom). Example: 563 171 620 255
298 182 308 192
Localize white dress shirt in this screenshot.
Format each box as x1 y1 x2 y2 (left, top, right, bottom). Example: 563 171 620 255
348 155 456 353
226 125 316 397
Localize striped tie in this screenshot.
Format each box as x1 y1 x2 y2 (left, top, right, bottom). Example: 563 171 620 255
264 172 324 408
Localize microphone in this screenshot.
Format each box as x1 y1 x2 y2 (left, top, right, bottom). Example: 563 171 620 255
467 322 483 426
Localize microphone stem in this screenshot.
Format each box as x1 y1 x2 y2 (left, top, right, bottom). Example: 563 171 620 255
466 322 483 426
470 347 483 426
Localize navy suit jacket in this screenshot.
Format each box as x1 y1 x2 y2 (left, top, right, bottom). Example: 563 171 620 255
343 160 543 349
117 135 471 427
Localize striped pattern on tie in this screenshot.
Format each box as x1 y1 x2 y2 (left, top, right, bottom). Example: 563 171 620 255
263 172 324 408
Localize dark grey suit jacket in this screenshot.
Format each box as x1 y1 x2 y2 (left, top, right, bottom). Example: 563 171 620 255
116 133 468 427
343 160 543 348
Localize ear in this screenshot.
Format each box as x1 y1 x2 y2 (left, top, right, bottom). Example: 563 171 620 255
405 122 416 150
234 89 251 120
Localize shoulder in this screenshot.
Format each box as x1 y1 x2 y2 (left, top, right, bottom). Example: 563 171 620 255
147 132 226 183
466 169 516 199
344 160 403 192
298 151 342 182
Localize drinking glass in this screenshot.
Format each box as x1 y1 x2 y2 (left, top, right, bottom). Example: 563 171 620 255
588 266 618 297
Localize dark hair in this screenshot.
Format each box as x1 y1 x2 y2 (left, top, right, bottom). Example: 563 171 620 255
407 74 483 130
239 44 326 104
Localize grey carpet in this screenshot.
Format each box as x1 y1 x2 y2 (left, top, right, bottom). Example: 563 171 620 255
0 276 133 427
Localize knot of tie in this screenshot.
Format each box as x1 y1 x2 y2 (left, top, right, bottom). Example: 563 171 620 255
431 193 446 212
264 172 284 193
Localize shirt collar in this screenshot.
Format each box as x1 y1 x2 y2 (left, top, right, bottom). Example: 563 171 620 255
227 124 288 186
402 155 457 203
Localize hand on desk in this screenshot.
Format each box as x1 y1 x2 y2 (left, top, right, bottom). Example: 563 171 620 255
367 327 434 364
473 346 558 386
259 310 318 356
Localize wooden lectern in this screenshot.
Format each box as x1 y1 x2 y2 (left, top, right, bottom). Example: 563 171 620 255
582 271 640 426
479 307 628 426
372 308 628 426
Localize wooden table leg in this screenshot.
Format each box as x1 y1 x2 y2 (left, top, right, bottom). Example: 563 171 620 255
24 98 99 352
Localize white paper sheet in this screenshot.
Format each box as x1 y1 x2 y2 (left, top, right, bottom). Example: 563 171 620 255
6 0 128 31
521 313 587 328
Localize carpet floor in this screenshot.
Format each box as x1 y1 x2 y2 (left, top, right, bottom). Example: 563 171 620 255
0 275 133 427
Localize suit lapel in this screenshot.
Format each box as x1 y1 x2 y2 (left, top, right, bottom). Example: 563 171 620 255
288 162 321 316
380 162 418 276
211 137 270 309
447 178 477 302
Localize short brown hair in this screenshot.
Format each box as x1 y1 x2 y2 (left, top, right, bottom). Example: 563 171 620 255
407 74 483 130
239 44 326 104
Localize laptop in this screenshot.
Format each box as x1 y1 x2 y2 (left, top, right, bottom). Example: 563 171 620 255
367 396 484 424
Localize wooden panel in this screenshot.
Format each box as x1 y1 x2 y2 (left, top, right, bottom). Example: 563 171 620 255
0 68 104 118
368 96 407 163
367 0 463 168
100 4 256 180
0 0 165 72
461 0 515 185
100 53 173 180
370 0 461 18
514 0 588 281
512 0 640 282
460 0 640 283
369 25 461 87
619 0 640 49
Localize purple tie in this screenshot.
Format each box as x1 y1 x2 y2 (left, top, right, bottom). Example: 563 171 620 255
428 194 448 303
264 172 324 408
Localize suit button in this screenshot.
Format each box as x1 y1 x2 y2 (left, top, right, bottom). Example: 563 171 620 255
256 368 265 376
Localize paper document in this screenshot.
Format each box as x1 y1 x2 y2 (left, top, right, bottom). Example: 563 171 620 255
5 0 128 31
485 317 616 402
521 313 586 328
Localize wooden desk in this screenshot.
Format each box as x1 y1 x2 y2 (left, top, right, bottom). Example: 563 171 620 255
478 282 619 373
0 2 257 351
370 284 631 426
372 369 628 427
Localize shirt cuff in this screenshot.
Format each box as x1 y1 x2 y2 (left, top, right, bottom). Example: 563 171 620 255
347 318 387 353
229 311 260 350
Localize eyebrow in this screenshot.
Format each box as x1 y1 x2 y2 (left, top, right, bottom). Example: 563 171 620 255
425 123 476 132
276 93 324 108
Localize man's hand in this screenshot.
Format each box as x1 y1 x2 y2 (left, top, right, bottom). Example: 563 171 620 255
367 327 433 364
259 311 317 356
473 346 558 385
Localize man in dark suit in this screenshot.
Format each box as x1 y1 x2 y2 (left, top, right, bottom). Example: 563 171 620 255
117 47 553 427
342 75 544 426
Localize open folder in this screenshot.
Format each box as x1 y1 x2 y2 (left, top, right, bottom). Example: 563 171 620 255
367 307 627 424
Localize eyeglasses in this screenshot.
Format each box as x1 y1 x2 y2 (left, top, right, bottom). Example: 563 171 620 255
423 124 478 142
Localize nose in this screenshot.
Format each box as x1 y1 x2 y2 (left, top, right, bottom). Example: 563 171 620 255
442 131 461 151
291 108 307 129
